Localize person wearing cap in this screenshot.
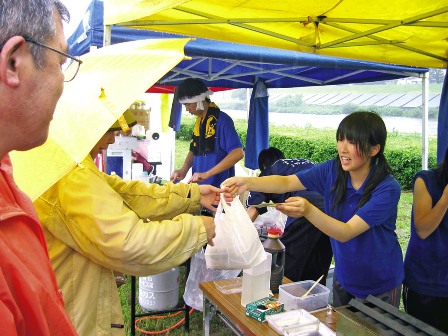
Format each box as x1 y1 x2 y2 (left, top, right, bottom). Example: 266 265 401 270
33 111 225 336
170 78 244 188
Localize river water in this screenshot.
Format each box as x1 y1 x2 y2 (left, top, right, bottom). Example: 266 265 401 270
225 110 438 136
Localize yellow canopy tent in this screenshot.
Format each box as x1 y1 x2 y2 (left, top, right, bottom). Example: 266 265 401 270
104 0 448 69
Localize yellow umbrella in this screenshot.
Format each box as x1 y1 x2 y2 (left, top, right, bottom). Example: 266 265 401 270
10 38 190 201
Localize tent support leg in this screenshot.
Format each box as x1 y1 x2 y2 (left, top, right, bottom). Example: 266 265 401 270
422 72 429 170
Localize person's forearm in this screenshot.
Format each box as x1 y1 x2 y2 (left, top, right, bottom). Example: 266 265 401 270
413 178 448 239
303 203 369 242
206 147 243 177
415 200 448 238
246 175 302 194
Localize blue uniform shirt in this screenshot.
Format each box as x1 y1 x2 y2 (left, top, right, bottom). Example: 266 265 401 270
404 170 448 297
296 159 403 298
192 111 242 188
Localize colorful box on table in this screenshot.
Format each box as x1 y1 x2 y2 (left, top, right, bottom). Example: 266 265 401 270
245 297 284 322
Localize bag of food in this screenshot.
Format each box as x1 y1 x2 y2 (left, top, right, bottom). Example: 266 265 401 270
205 194 266 270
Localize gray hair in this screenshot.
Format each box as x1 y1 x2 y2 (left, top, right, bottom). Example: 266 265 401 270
0 0 70 66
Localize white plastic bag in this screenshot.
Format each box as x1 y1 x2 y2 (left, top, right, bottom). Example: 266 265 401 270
205 194 266 270
183 249 241 311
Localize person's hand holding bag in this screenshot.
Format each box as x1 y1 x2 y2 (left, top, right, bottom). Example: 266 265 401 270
205 193 266 270
198 185 233 212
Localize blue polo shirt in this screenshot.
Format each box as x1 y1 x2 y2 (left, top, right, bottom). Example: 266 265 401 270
404 170 448 297
192 111 242 188
296 159 403 298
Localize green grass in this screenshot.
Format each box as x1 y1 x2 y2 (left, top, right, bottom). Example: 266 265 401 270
174 140 190 173
118 269 235 336
397 192 413 256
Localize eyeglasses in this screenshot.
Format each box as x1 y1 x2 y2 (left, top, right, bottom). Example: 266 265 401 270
23 37 82 82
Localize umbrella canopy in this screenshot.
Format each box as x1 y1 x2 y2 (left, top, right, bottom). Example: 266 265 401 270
104 0 448 69
10 38 189 201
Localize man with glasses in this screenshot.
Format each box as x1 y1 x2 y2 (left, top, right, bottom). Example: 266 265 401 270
0 1 79 334
22 36 82 83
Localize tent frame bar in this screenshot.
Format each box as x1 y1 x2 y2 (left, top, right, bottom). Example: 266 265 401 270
113 5 448 66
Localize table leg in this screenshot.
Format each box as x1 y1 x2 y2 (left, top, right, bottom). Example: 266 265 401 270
203 296 216 336
131 276 136 336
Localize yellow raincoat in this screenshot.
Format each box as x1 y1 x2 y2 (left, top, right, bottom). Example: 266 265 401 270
34 156 208 336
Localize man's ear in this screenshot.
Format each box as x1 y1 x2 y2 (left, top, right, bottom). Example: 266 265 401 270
0 36 27 87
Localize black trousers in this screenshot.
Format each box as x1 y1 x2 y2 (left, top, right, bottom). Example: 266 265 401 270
280 218 333 284
403 286 448 333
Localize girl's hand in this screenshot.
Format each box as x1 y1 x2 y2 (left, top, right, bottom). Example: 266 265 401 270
221 177 249 198
276 196 310 218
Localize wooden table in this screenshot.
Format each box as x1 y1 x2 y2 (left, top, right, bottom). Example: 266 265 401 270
200 278 337 336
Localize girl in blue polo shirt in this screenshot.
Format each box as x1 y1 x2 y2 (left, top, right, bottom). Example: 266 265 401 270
223 111 403 307
403 146 448 333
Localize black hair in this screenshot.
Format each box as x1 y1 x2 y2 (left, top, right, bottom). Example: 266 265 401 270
434 146 448 188
258 147 285 172
331 111 393 211
176 78 211 102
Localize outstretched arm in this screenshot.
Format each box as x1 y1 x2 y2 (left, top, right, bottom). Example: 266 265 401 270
278 196 370 242
413 177 448 239
222 174 305 196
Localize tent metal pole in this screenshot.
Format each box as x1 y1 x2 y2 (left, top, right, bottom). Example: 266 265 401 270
246 88 250 119
422 72 429 170
104 24 112 46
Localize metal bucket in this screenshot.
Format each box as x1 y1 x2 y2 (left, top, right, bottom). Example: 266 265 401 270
138 267 180 311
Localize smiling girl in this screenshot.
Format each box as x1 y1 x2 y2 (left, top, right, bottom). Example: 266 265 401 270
222 111 403 307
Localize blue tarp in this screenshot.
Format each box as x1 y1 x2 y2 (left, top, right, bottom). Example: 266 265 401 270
245 81 269 169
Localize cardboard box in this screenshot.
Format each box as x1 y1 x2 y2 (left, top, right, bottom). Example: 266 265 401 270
245 297 284 322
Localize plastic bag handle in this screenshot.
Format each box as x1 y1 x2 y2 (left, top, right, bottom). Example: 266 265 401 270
219 192 239 214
